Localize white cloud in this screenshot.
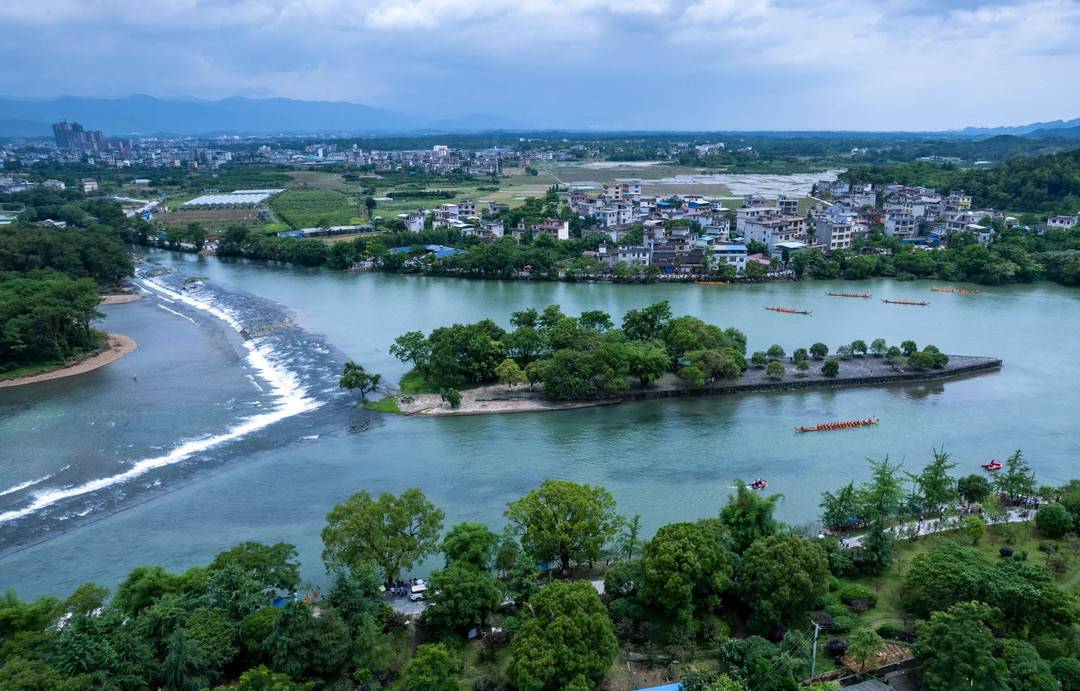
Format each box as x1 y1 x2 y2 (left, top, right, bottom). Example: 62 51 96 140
0 0 1078 129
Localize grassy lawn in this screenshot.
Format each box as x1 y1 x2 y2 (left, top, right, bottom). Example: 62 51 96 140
835 521 1080 634
363 396 402 414
399 369 443 394
0 360 65 380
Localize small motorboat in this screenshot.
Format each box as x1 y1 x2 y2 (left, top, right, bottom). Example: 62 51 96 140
750 478 768 491
982 460 1003 472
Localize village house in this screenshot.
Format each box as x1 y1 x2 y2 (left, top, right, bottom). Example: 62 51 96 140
884 211 918 239
711 243 748 274
814 210 859 251
1047 214 1078 230
741 215 807 253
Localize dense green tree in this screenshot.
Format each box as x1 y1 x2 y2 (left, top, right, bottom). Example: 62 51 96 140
900 340 918 356
208 542 301 593
325 564 383 634
504 326 544 365
917 448 958 509
579 309 613 332
508 580 617 691
442 522 500 570
494 358 526 389
820 482 861 532
389 331 430 370
338 361 380 401
850 339 868 356
398 644 459 691
640 521 733 624
767 360 784 379
163 629 211 691
870 338 887 356
766 344 785 360
321 488 444 580
540 349 598 400
737 535 830 634
265 603 350 682
821 359 839 377
914 601 1007 691
994 450 1037 501
426 321 506 386
626 341 670 387
1036 503 1073 538
809 342 829 359
847 627 886 673
959 474 992 505
1051 657 1080 690
505 479 622 576
622 301 672 341
220 664 312 690
720 480 781 553
1000 638 1058 691
423 563 502 635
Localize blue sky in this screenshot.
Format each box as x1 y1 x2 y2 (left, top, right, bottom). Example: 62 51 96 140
2 0 1079 130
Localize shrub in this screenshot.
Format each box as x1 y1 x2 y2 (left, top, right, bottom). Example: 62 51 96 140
999 546 1014 558
825 603 849 619
839 583 878 608
830 615 855 633
826 638 849 658
875 623 901 640
821 359 840 377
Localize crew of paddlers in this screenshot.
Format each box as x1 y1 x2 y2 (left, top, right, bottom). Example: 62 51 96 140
764 306 812 315
882 298 930 306
796 417 879 433
932 286 980 295
826 291 871 299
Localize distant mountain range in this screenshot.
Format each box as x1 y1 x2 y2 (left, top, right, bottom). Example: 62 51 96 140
1 94 1077 139
959 117 1080 137
0 95 522 137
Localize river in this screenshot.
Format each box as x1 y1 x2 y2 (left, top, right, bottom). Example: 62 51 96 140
1 250 1078 598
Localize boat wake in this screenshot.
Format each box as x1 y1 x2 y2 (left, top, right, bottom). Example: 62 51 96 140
0 270 343 530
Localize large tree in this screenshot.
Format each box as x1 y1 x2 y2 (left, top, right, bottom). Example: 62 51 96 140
508 581 618 691
720 480 782 553
321 488 444 580
914 602 1007 691
737 534 830 634
442 522 500 571
505 480 622 576
423 563 502 635
398 644 460 691
639 521 733 624
208 541 301 592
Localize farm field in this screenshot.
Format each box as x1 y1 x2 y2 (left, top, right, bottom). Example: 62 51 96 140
157 207 267 229
269 188 363 229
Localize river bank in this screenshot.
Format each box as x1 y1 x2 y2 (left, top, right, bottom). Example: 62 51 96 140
0 333 138 388
100 292 143 304
394 354 1002 416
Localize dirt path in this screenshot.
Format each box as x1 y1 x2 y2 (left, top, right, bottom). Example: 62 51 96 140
0 334 138 388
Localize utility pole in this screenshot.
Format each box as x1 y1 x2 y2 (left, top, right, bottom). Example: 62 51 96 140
809 619 821 680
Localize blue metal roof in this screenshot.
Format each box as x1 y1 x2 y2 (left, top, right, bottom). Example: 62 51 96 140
636 684 683 691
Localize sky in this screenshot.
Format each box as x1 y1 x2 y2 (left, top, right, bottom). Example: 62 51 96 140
2 0 1079 131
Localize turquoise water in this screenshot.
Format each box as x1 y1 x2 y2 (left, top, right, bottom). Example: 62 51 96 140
1 251 1078 598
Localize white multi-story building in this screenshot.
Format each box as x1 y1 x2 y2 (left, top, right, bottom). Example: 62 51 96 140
777 195 799 216
711 243 748 274
814 211 857 251
742 215 806 252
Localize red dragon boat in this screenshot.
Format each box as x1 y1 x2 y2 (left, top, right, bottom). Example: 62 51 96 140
764 306 812 315
932 286 980 295
796 418 879 433
882 298 929 306
982 460 1003 472
826 291 871 299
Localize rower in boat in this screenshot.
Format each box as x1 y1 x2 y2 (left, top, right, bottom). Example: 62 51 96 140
982 460 1003 471
750 478 768 491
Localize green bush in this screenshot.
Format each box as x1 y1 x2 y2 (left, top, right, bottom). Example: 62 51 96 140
839 583 878 608
830 615 855 633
